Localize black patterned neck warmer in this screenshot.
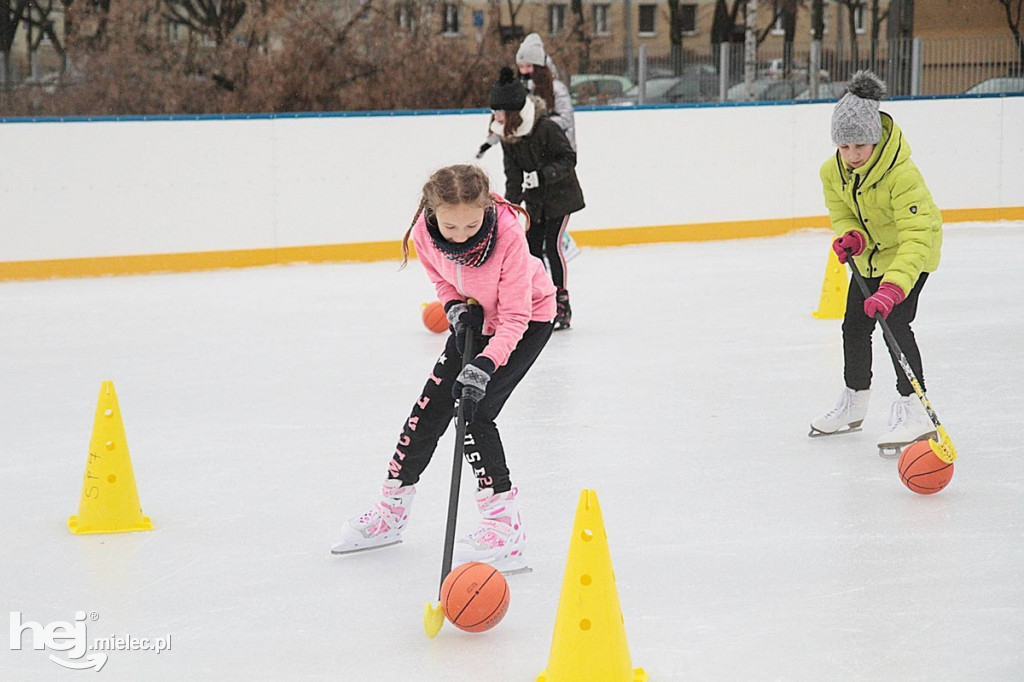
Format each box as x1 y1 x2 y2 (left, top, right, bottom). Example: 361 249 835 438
425 206 498 267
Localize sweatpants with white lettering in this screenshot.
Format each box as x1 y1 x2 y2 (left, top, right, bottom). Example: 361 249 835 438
386 321 553 494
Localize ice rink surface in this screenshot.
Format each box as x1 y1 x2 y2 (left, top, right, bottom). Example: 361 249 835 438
2 222 1023 681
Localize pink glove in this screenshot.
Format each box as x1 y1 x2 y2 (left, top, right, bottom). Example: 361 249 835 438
832 230 866 264
864 282 906 320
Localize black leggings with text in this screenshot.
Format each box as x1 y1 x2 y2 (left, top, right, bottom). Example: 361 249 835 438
386 321 553 494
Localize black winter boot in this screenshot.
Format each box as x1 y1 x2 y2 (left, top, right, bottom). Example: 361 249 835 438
554 288 572 331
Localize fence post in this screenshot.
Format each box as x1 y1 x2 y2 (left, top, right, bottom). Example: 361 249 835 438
809 40 821 100
911 37 923 95
624 0 635 82
719 42 730 102
637 45 647 105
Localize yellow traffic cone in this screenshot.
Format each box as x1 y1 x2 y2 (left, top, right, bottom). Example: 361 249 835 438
812 246 849 319
68 381 153 535
537 490 647 682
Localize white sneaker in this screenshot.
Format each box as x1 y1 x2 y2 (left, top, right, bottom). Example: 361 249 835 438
331 479 415 554
877 395 937 458
810 388 871 435
453 487 527 572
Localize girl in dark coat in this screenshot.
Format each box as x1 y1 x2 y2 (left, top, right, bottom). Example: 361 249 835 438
489 67 585 330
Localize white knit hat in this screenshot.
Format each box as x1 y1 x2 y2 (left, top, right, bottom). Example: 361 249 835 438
516 33 546 67
831 71 887 145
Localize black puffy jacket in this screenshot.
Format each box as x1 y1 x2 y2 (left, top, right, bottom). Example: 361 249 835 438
500 103 585 224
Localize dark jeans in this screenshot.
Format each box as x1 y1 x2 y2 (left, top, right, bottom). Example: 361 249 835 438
526 214 570 290
387 321 553 494
843 272 929 397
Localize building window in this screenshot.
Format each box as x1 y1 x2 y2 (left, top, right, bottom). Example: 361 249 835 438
853 3 866 34
593 4 611 36
679 3 697 35
442 3 460 35
549 4 566 35
638 4 656 35
396 3 416 31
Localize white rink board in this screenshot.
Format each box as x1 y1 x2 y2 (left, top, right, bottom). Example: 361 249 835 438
1 96 1022 262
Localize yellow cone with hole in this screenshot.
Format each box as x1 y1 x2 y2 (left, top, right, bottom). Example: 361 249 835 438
537 489 646 682
68 381 153 535
812 246 849 319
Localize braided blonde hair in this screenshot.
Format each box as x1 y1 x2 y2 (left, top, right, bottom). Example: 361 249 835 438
401 165 530 267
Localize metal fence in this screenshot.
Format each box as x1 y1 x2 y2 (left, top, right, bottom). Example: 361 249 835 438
572 35 1024 106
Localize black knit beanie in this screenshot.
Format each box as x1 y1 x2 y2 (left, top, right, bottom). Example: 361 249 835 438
489 66 527 111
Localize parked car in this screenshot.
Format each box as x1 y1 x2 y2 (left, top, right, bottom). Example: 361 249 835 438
795 81 848 101
612 73 719 105
569 74 634 105
726 77 809 102
963 77 1024 95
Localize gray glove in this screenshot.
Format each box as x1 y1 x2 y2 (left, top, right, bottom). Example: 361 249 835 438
452 357 495 424
445 301 483 356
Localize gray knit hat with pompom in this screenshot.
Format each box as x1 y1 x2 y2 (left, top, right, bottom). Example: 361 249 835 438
831 71 887 145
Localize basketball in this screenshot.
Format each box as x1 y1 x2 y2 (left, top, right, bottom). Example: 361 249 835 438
898 440 954 495
441 561 509 633
421 300 448 334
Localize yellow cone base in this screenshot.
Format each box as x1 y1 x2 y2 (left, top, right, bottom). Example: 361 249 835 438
67 381 154 535
812 247 849 319
537 490 646 682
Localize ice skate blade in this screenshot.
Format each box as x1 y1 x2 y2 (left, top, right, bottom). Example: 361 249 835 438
500 565 533 576
877 432 939 460
330 539 401 556
808 424 863 438
464 555 531 575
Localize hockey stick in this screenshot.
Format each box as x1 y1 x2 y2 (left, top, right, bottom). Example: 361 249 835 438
845 254 957 463
424 300 478 638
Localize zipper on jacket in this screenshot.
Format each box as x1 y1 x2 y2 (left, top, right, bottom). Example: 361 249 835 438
849 173 878 277
456 264 465 297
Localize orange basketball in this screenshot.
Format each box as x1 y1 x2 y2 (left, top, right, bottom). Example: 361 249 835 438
898 440 954 495
441 562 509 633
421 300 448 334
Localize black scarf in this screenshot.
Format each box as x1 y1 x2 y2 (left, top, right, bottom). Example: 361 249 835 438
425 207 498 267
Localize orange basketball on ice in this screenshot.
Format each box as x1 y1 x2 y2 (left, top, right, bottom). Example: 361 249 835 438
898 440 954 495
421 300 448 334
441 562 509 633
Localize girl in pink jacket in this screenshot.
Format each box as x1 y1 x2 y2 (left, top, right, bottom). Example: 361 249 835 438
331 164 556 572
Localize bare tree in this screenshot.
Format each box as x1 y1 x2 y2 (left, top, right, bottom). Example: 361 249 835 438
163 0 247 47
995 0 1024 71
835 0 862 69
868 0 890 69
1 1 31 87
494 0 525 44
569 0 591 72
810 0 824 40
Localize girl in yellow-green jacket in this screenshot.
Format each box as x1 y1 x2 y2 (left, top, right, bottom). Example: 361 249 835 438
809 71 943 458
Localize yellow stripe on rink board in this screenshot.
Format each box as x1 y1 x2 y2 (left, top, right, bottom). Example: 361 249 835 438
0 241 402 282
940 206 1024 223
570 215 831 247
3 207 1022 281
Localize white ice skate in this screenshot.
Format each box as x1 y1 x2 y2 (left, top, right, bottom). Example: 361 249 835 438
453 487 531 575
877 395 938 459
331 479 415 555
809 388 871 437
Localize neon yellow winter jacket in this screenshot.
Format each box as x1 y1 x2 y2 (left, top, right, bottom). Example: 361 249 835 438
820 112 942 296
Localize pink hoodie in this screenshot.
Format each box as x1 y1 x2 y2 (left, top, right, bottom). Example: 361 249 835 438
413 198 556 368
